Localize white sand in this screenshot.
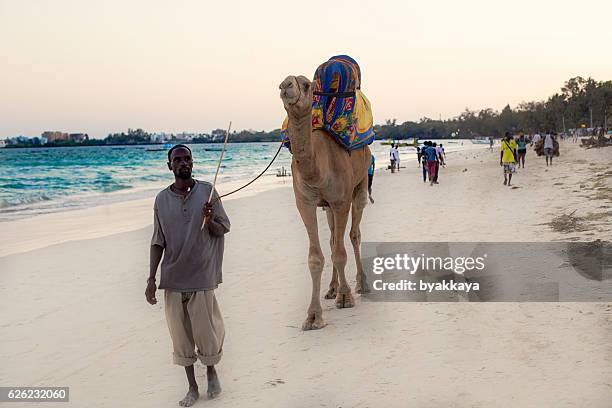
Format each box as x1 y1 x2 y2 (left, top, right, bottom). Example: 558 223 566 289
0 176 294 258
1 140 611 407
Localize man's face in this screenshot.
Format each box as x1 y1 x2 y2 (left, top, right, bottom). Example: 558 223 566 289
168 148 193 180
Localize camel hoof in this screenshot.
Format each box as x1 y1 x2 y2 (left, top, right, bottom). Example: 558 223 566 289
324 287 337 299
302 314 326 331
335 292 355 308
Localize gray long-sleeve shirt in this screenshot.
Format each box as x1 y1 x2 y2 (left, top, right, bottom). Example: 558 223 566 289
151 180 230 292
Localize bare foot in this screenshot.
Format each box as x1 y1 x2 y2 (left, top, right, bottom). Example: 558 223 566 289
302 311 326 330
503 179 507 185
179 387 199 407
207 367 222 399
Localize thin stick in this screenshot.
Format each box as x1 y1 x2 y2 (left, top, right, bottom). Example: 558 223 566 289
208 121 232 204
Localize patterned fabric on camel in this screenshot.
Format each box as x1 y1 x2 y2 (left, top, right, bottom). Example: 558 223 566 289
281 55 374 152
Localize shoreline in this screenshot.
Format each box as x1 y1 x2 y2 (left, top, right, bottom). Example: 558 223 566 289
0 175 294 259
1 140 609 259
0 139 487 223
0 139 486 225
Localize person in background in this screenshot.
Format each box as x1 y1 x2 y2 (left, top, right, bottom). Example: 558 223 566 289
516 133 527 168
420 143 429 182
367 153 375 204
532 132 542 145
389 144 397 173
544 132 555 166
394 143 401 172
421 151 428 182
423 141 438 186
437 143 446 167
500 132 517 186
432 142 441 184
416 146 422 167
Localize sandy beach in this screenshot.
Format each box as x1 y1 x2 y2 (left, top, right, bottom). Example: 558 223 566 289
1 140 611 407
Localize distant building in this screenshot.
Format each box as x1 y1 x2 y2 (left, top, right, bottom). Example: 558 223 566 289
0 140 6 148
176 132 195 142
211 129 227 142
69 133 89 143
150 133 167 143
42 131 70 142
40 131 88 143
7 136 30 146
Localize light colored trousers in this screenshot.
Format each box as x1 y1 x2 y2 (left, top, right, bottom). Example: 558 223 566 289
164 290 225 366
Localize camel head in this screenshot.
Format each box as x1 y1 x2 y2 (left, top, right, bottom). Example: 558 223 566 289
279 75 312 119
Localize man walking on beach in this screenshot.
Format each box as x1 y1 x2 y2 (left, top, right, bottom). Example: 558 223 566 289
544 133 554 166
389 144 399 173
423 141 438 186
146 144 230 407
438 143 446 167
420 143 428 182
394 143 400 172
517 133 527 168
532 132 542 146
432 142 441 184
500 132 517 186
421 152 428 182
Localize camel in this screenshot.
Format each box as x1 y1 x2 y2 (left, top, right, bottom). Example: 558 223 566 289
279 74 371 330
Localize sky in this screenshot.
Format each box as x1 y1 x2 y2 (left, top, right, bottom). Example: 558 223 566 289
1 0 611 138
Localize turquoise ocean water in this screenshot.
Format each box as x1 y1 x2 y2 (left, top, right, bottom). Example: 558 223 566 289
0 143 293 221
0 140 478 221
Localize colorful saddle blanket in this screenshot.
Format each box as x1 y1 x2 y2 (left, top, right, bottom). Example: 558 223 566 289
281 55 375 152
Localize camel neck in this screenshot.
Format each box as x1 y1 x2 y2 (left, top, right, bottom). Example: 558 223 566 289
287 112 319 183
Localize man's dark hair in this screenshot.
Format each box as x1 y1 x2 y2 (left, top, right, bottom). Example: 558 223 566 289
167 144 192 161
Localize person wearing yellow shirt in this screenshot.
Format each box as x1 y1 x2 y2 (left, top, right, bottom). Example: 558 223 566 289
500 132 517 186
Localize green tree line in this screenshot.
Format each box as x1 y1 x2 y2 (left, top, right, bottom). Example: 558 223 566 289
374 76 612 140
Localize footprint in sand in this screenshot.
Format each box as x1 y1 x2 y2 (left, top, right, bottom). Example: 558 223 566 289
265 379 286 387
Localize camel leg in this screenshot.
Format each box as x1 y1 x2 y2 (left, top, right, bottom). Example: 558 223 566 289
296 203 326 330
331 206 354 308
351 181 370 294
324 208 339 299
